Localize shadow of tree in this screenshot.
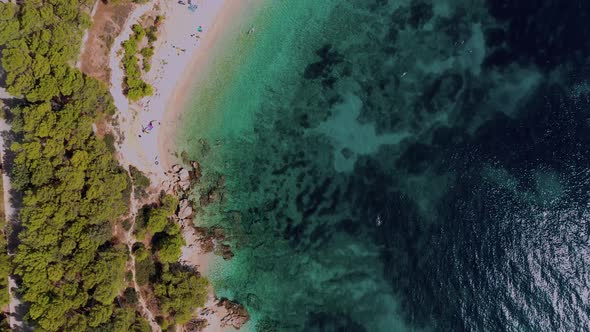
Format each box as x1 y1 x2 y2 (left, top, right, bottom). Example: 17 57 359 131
9 277 32 332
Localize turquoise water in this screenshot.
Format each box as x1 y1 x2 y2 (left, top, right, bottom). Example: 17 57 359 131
179 0 590 331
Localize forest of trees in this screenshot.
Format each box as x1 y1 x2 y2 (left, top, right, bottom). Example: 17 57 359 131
0 1 210 330
0 0 131 330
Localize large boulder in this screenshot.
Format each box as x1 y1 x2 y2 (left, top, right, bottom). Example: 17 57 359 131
178 199 193 219
179 168 190 181
217 298 250 329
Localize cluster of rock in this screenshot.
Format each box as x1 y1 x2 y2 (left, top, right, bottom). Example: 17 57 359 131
192 226 234 260
199 298 251 330
162 161 201 194
162 160 248 329
164 161 235 260
217 298 251 329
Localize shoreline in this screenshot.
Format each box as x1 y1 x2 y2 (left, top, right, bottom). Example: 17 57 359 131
105 1 259 330
158 0 260 171
110 0 256 187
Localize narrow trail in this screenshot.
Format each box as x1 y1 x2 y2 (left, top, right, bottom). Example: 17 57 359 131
120 184 162 332
105 4 164 330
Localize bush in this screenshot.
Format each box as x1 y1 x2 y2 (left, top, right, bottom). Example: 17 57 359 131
154 15 164 27
104 133 116 153
140 47 154 59
129 165 150 198
135 255 156 286
123 287 138 305
146 27 158 43
122 218 132 232
134 206 149 241
133 242 149 262
121 23 155 101
153 264 209 325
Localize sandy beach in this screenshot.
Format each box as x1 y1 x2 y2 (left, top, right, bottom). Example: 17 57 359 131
111 0 226 185
105 1 254 330
110 0 255 182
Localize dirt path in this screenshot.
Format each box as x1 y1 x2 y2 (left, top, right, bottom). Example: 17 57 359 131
78 1 135 83
120 185 161 332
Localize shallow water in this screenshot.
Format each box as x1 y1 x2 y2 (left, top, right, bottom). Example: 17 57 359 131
179 0 590 330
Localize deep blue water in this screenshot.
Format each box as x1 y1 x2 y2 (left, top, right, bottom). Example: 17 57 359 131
182 0 590 330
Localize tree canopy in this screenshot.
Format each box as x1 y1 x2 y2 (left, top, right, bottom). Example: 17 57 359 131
0 0 130 330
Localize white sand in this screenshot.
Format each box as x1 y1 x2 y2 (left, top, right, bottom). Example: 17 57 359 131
111 0 239 189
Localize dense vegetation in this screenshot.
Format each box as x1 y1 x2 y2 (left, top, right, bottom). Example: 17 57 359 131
0 0 137 330
0 1 209 330
129 165 150 199
154 264 208 328
133 195 209 329
121 21 160 101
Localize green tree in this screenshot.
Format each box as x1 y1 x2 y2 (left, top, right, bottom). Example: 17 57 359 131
1 1 131 330
154 264 209 325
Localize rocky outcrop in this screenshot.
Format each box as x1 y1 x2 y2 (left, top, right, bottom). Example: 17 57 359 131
178 199 193 220
185 318 208 332
216 298 250 329
163 163 201 195
216 243 234 260
158 160 248 330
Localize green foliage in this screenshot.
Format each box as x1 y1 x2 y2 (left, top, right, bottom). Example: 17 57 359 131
147 208 169 234
146 27 158 43
154 223 185 264
0 223 9 307
104 133 116 154
153 264 209 325
0 3 19 45
137 195 178 235
133 206 149 241
132 242 149 262
0 313 10 332
121 20 159 101
106 307 152 332
122 218 133 232
123 287 138 305
131 23 144 36
129 165 150 199
135 253 155 286
0 0 132 330
154 15 164 27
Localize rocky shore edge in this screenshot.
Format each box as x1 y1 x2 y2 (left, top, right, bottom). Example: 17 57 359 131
161 161 248 330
